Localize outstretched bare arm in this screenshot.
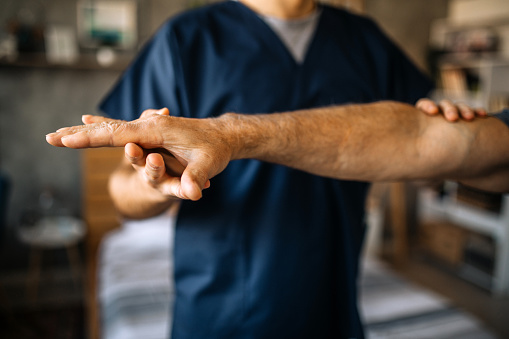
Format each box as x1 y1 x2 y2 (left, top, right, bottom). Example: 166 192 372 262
46 101 509 201
227 101 508 192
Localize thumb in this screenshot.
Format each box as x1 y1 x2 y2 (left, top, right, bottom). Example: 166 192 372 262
179 160 213 201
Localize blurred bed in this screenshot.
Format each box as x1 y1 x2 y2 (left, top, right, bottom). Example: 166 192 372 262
98 211 176 339
82 148 176 339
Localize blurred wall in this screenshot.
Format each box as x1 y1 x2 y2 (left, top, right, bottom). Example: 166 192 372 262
0 1 195 233
0 69 118 225
365 0 449 72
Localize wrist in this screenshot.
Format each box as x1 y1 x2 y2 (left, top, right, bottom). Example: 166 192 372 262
216 111 287 163
215 113 251 161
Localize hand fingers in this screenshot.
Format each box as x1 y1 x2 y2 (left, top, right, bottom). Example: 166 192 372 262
158 175 210 201
126 146 212 201
416 98 439 115
148 152 214 201
144 152 207 201
126 145 178 194
158 150 186 177
144 153 167 186
473 107 487 117
46 116 121 146
126 144 203 200
46 124 91 147
416 98 488 121
62 122 133 148
438 99 460 121
125 143 146 167
456 102 475 120
442 102 487 121
47 108 171 148
47 120 159 149
142 150 207 201
82 115 121 125
151 150 212 200
125 144 173 188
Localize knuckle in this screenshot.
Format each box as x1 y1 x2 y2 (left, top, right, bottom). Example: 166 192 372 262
145 167 160 182
143 173 159 187
140 109 154 118
126 152 140 164
100 121 128 144
147 114 167 125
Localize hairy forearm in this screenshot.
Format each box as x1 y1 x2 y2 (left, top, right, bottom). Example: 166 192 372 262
221 101 509 187
223 101 431 181
108 160 177 219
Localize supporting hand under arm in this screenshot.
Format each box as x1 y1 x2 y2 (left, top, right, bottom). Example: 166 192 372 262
416 98 486 121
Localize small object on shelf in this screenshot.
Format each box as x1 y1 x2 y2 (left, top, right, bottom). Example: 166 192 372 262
0 33 18 62
456 185 502 213
96 47 117 67
77 0 137 50
18 215 86 248
45 25 79 65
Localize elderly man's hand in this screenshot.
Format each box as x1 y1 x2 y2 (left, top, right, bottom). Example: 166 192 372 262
46 108 233 201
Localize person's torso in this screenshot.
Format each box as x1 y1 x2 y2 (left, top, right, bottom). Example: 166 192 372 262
100 3 432 338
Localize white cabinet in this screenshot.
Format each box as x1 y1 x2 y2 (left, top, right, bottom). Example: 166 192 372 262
418 183 509 296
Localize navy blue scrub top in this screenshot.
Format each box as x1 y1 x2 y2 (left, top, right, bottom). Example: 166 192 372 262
495 109 509 127
100 2 433 339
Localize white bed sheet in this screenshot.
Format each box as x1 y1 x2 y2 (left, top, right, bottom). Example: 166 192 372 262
99 210 176 339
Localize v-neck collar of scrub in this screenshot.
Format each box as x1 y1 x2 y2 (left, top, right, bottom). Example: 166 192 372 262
231 1 325 68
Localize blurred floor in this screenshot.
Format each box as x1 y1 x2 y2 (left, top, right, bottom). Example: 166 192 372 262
386 255 509 339
2 232 507 338
0 304 84 339
360 258 499 339
0 267 85 339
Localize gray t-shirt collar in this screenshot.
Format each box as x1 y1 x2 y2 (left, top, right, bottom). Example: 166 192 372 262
233 1 322 64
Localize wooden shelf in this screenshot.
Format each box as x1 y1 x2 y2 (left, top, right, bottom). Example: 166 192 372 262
0 52 133 72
